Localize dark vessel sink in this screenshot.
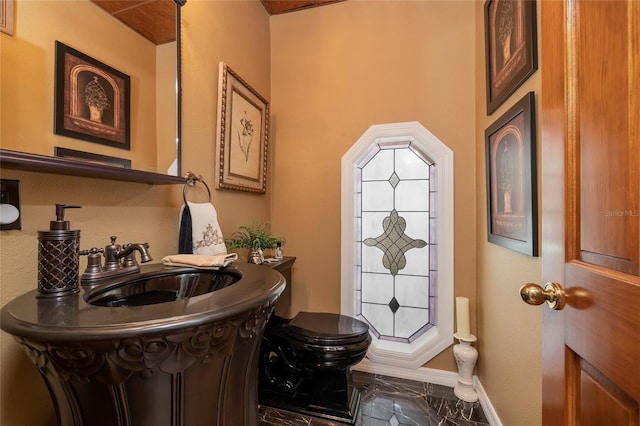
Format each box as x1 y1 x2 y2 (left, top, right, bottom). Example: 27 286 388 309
86 269 241 307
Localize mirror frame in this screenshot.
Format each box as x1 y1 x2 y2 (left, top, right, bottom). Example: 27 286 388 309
0 0 186 185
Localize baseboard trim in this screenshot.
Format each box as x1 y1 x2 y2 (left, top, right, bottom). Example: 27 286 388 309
473 376 503 426
354 359 502 426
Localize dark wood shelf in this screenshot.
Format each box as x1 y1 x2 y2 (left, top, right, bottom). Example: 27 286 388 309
0 149 185 185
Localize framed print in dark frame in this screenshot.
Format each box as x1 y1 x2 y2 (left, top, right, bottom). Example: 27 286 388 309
215 62 269 193
485 91 537 256
55 147 131 169
0 0 14 36
54 41 130 150
484 0 537 115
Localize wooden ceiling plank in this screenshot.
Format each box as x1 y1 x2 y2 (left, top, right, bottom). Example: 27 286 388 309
261 0 345 15
91 0 175 45
91 0 345 45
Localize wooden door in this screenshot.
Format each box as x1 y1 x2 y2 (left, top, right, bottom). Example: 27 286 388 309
539 0 640 424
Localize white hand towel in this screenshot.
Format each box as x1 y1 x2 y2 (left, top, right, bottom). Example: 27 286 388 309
186 201 227 255
162 253 238 269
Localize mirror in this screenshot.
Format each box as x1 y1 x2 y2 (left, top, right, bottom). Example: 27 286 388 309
0 0 184 183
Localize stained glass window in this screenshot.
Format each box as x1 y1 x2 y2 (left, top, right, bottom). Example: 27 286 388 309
355 142 436 343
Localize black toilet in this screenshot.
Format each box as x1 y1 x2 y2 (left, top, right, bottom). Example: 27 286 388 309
258 312 371 424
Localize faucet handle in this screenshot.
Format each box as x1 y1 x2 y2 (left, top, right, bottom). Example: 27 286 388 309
103 236 123 271
79 247 104 256
80 247 104 277
105 236 121 256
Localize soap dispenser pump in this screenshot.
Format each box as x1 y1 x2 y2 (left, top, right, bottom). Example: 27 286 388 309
37 204 81 297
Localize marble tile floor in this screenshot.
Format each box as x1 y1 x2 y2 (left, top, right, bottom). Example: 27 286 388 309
259 371 490 426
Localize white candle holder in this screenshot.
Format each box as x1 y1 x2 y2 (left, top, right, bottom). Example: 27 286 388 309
453 333 478 403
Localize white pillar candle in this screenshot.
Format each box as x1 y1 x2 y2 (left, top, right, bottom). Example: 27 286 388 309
456 297 471 338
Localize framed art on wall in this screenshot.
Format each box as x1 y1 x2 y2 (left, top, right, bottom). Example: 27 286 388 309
485 91 537 256
54 41 130 150
214 62 269 193
0 0 14 36
484 0 537 115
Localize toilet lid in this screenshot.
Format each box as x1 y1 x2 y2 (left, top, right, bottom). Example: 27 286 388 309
285 312 370 345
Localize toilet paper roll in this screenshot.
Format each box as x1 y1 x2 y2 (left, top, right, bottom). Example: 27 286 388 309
0 204 19 225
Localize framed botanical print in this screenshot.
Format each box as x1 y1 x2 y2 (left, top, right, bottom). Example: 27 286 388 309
215 62 269 193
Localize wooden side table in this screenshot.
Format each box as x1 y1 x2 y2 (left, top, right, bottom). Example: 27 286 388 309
264 256 296 317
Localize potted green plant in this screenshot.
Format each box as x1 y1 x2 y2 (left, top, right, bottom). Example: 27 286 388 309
225 221 285 264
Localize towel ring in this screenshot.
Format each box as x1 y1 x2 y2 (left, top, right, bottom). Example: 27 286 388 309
183 171 212 204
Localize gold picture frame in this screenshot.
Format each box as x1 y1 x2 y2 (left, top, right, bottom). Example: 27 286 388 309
215 63 269 193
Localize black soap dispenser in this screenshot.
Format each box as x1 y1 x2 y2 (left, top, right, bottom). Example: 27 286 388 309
37 204 81 297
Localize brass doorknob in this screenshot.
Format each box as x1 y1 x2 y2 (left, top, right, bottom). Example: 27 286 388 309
519 282 566 310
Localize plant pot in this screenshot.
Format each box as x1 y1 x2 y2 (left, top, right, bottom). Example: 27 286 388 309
248 249 264 265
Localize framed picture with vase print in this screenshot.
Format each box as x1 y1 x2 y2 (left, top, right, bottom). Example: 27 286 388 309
484 0 538 114
54 41 131 150
485 92 538 256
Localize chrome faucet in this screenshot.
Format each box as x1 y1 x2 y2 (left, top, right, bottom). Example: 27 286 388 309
81 236 153 284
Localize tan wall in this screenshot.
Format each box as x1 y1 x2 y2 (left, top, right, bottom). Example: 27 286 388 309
0 1 271 424
1 1 545 425
474 1 543 425
180 0 272 234
271 1 544 423
157 42 178 173
270 0 476 372
1 0 159 171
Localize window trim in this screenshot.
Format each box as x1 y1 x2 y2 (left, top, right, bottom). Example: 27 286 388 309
341 122 454 369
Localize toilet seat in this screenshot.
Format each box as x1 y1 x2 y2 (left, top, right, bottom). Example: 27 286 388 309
284 312 370 346
259 312 371 424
